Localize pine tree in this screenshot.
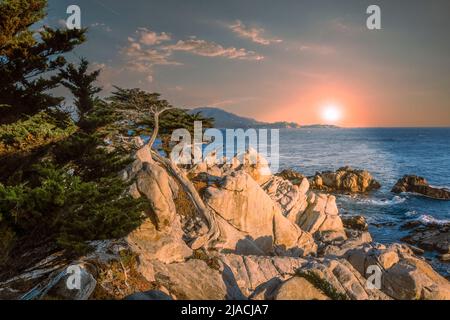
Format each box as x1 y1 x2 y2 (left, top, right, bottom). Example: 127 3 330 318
60 58 102 122
0 0 86 124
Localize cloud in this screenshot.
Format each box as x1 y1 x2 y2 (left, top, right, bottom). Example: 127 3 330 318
166 37 264 60
227 20 282 45
119 28 263 83
131 27 171 45
121 36 181 82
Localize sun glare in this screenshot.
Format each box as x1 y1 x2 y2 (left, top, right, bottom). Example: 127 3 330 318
321 104 342 123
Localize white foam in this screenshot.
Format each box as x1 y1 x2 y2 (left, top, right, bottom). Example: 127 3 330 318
418 214 450 226
405 210 418 217
359 196 406 206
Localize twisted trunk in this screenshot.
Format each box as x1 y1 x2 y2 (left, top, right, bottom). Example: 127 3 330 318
150 150 219 249
143 108 219 249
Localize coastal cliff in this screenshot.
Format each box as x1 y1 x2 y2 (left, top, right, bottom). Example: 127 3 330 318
1 140 449 301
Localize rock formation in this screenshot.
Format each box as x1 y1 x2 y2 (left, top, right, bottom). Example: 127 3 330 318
1 147 449 301
310 166 381 193
401 220 449 256
392 175 450 200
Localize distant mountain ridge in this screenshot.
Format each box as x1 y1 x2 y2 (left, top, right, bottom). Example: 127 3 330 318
189 107 340 129
188 107 301 129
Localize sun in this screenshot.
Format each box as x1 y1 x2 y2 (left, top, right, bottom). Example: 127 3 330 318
321 104 342 123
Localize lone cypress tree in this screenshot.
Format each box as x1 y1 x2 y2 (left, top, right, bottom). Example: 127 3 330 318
0 0 86 124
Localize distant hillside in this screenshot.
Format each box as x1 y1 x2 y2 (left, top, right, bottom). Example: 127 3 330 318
188 107 301 129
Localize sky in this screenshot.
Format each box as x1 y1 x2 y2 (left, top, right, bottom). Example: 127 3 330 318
45 0 450 127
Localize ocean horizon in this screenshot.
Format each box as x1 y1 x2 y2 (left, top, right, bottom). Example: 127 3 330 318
277 127 450 277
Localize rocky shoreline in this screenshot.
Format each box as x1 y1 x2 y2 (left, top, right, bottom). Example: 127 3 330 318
0 143 449 300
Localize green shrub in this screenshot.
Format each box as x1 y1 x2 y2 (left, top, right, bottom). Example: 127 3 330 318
0 163 147 254
0 112 77 154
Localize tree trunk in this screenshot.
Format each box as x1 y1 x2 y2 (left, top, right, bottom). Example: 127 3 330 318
147 111 159 150
143 107 218 249
150 150 219 249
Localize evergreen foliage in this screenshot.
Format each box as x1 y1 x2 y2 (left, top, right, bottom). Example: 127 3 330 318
0 0 86 124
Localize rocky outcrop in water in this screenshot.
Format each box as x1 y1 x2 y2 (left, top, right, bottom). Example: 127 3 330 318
391 175 450 200
310 167 381 193
401 220 450 258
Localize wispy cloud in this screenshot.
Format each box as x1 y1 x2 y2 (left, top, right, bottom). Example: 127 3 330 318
130 27 171 45
227 20 282 45
122 36 180 82
119 28 263 83
165 36 264 60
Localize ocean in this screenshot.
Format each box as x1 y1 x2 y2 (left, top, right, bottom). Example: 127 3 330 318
277 127 450 276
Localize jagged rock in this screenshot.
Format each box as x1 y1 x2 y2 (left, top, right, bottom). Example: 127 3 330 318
401 222 449 254
262 176 309 221
219 254 308 298
342 215 369 231
392 175 450 200
318 231 372 257
276 169 306 185
274 276 329 300
204 171 317 257
262 175 346 241
152 259 243 300
310 167 381 193
300 258 390 300
297 193 347 241
345 243 450 300
126 219 192 267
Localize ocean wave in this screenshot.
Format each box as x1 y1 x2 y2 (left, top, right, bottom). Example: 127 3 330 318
417 214 450 226
357 196 406 206
405 210 418 217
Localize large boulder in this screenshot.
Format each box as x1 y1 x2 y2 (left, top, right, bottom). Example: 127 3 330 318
401 221 449 254
263 175 346 242
126 219 192 266
342 215 369 231
134 162 178 231
392 175 450 200
262 176 309 221
274 276 329 300
219 254 308 298
310 167 381 193
152 259 243 300
298 258 390 300
204 171 317 257
297 193 347 241
345 243 450 300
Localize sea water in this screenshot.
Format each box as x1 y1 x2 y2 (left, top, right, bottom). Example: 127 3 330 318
278 127 450 277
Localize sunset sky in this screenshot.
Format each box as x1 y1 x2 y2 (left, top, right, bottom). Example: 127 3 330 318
46 0 450 127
